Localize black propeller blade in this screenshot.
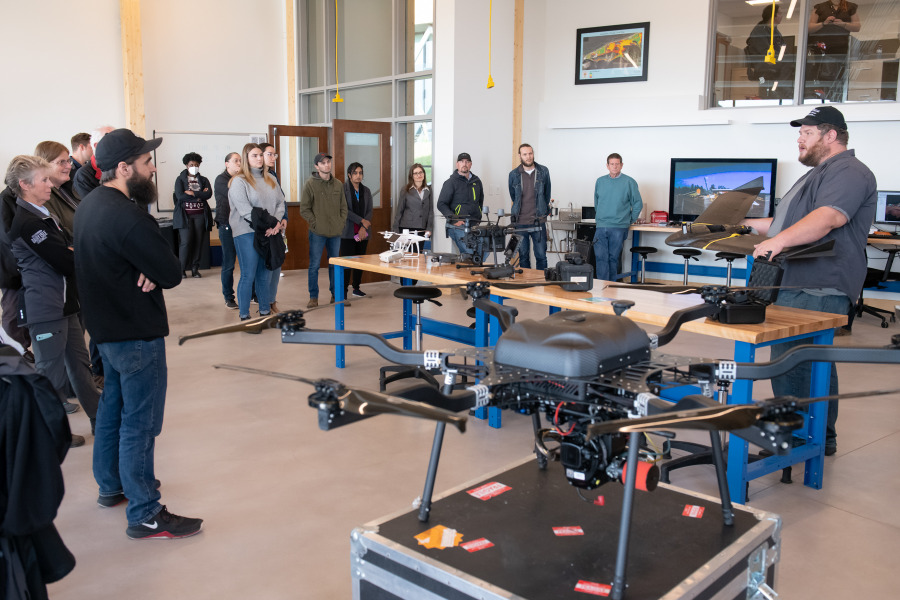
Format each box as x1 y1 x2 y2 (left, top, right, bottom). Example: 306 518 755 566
212 364 467 433
588 388 900 438
178 296 368 345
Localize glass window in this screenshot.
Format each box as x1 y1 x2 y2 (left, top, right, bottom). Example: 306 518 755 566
710 0 899 107
805 0 898 103
330 84 392 120
397 121 433 187
344 132 383 208
398 76 433 116
304 0 324 88
401 0 434 73
302 92 326 124
331 0 393 85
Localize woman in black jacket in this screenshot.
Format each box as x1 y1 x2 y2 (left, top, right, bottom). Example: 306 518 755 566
173 152 213 278
5 155 99 447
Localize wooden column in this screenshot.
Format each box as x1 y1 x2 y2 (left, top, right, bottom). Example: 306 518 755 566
285 0 299 202
120 0 146 136
511 0 524 167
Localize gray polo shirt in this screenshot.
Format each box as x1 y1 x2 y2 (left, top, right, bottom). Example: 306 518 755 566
774 149 876 302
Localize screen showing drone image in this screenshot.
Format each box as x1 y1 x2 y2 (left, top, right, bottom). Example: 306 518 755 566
668 158 777 222
875 190 900 224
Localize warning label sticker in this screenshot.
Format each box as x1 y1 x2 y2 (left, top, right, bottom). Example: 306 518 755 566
552 526 585 536
575 580 612 596
460 538 494 552
467 482 511 501
682 504 706 519
414 525 463 550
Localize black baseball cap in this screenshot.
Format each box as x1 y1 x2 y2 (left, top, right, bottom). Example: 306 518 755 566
95 129 163 171
790 106 847 129
314 152 332 165
457 152 472 162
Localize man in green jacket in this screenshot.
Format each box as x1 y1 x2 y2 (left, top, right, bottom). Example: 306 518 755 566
299 153 347 308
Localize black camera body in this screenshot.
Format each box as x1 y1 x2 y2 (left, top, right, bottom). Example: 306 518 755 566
544 253 594 292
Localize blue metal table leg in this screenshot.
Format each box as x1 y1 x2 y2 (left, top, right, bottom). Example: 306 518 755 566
726 341 755 504
335 266 345 368
549 306 561 315
486 294 503 428
400 277 413 351
631 230 641 283
803 329 833 490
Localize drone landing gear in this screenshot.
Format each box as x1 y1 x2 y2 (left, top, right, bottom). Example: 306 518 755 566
417 371 458 523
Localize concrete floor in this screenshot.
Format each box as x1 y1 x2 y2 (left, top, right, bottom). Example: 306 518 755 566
47 267 900 599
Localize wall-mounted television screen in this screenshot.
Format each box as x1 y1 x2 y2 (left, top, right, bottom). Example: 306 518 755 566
668 158 777 223
875 190 900 225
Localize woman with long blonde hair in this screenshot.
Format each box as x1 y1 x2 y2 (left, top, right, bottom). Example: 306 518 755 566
227 143 285 320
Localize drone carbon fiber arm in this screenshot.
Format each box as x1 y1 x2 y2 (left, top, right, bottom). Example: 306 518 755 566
725 344 900 381
652 302 721 348
706 342 900 382
280 327 444 367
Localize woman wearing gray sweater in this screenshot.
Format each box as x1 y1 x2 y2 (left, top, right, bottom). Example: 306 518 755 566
394 163 433 237
228 143 285 320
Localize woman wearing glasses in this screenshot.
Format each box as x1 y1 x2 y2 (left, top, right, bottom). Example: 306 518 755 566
33 141 79 235
394 163 433 239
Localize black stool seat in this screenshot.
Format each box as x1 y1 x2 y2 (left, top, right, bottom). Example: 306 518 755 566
715 251 744 261
673 248 702 258
394 286 442 302
630 246 657 256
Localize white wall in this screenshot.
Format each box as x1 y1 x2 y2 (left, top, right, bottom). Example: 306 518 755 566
140 0 288 208
529 0 900 214
433 0 517 251
0 0 126 176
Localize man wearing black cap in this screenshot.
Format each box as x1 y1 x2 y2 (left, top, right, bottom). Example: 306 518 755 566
74 128 203 539
437 152 484 255
742 106 877 456
299 152 347 308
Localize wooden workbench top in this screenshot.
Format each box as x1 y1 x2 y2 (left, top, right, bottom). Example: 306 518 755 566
331 255 846 344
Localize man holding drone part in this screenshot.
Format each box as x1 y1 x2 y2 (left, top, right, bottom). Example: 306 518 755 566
742 106 877 456
437 152 484 256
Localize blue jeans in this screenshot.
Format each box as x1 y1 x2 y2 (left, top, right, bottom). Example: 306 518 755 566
515 223 548 270
592 227 629 281
446 226 489 262
234 232 272 318
770 290 850 446
93 338 167 526
218 225 237 302
308 232 341 299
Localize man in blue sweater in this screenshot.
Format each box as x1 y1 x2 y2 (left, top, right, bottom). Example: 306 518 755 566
592 153 643 281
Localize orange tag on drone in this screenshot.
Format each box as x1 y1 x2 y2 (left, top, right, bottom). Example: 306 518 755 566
682 505 705 519
553 526 585 536
467 481 511 501
575 580 612 596
460 538 494 552
414 525 463 550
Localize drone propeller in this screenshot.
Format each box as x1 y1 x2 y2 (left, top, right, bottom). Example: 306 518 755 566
213 364 467 432
178 296 368 345
587 388 900 438
606 283 791 295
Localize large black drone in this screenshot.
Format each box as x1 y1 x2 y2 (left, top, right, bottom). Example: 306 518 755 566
181 285 900 600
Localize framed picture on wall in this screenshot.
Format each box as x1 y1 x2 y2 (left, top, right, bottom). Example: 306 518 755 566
575 22 650 85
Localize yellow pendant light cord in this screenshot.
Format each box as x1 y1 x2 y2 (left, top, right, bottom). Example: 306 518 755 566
333 0 344 102
764 0 777 65
487 0 495 88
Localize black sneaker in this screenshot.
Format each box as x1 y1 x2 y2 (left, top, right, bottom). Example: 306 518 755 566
126 506 202 539
62 400 80 414
225 299 238 309
70 434 85 448
351 288 366 298
98 479 161 508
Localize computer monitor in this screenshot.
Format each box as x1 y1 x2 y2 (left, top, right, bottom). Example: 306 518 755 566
581 206 596 220
875 190 900 225
668 158 777 223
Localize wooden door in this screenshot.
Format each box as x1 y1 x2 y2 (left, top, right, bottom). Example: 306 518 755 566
267 124 329 269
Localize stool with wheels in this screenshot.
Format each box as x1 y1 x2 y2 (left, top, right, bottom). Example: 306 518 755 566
629 246 657 283
673 248 702 285
714 252 745 287
380 286 443 391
